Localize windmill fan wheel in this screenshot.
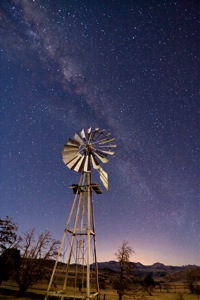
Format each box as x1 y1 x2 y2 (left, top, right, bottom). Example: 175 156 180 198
62 127 116 173
62 128 116 189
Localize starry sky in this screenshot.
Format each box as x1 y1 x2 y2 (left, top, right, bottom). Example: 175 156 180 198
1 0 199 266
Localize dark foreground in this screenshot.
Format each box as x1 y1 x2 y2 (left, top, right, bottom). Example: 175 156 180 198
0 287 44 300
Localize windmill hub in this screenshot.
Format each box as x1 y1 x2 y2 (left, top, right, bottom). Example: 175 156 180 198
85 143 93 154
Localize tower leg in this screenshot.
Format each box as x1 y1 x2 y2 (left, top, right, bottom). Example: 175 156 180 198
87 171 91 299
45 173 99 300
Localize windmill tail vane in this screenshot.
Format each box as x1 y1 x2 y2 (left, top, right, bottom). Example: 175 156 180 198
62 127 116 190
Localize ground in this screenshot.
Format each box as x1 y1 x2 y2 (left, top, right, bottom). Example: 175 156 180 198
0 281 199 300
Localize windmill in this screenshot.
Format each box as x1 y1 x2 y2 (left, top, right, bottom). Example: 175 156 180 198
45 128 116 300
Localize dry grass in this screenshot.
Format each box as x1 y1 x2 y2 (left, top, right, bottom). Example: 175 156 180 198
1 281 200 300
101 289 199 300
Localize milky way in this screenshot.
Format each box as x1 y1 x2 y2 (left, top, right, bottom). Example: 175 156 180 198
1 0 199 265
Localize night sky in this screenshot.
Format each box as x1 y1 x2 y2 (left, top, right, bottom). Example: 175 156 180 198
1 0 199 266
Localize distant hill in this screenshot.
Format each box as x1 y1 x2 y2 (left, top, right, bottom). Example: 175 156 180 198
45 259 198 281
96 261 183 271
93 261 195 280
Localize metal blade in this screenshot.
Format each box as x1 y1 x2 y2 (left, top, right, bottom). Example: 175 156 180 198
91 153 100 169
83 154 90 172
62 149 79 157
87 127 92 142
94 151 109 163
73 155 85 172
98 137 116 145
67 138 80 146
95 129 105 140
67 154 82 170
80 129 86 141
64 144 80 151
99 145 117 148
73 133 84 145
91 128 99 141
63 153 79 165
88 155 91 171
99 167 108 190
98 132 111 141
98 150 115 155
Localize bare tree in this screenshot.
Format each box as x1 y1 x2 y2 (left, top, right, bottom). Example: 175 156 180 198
0 217 21 254
142 273 155 295
184 265 200 294
114 241 135 300
15 228 60 294
0 217 22 284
